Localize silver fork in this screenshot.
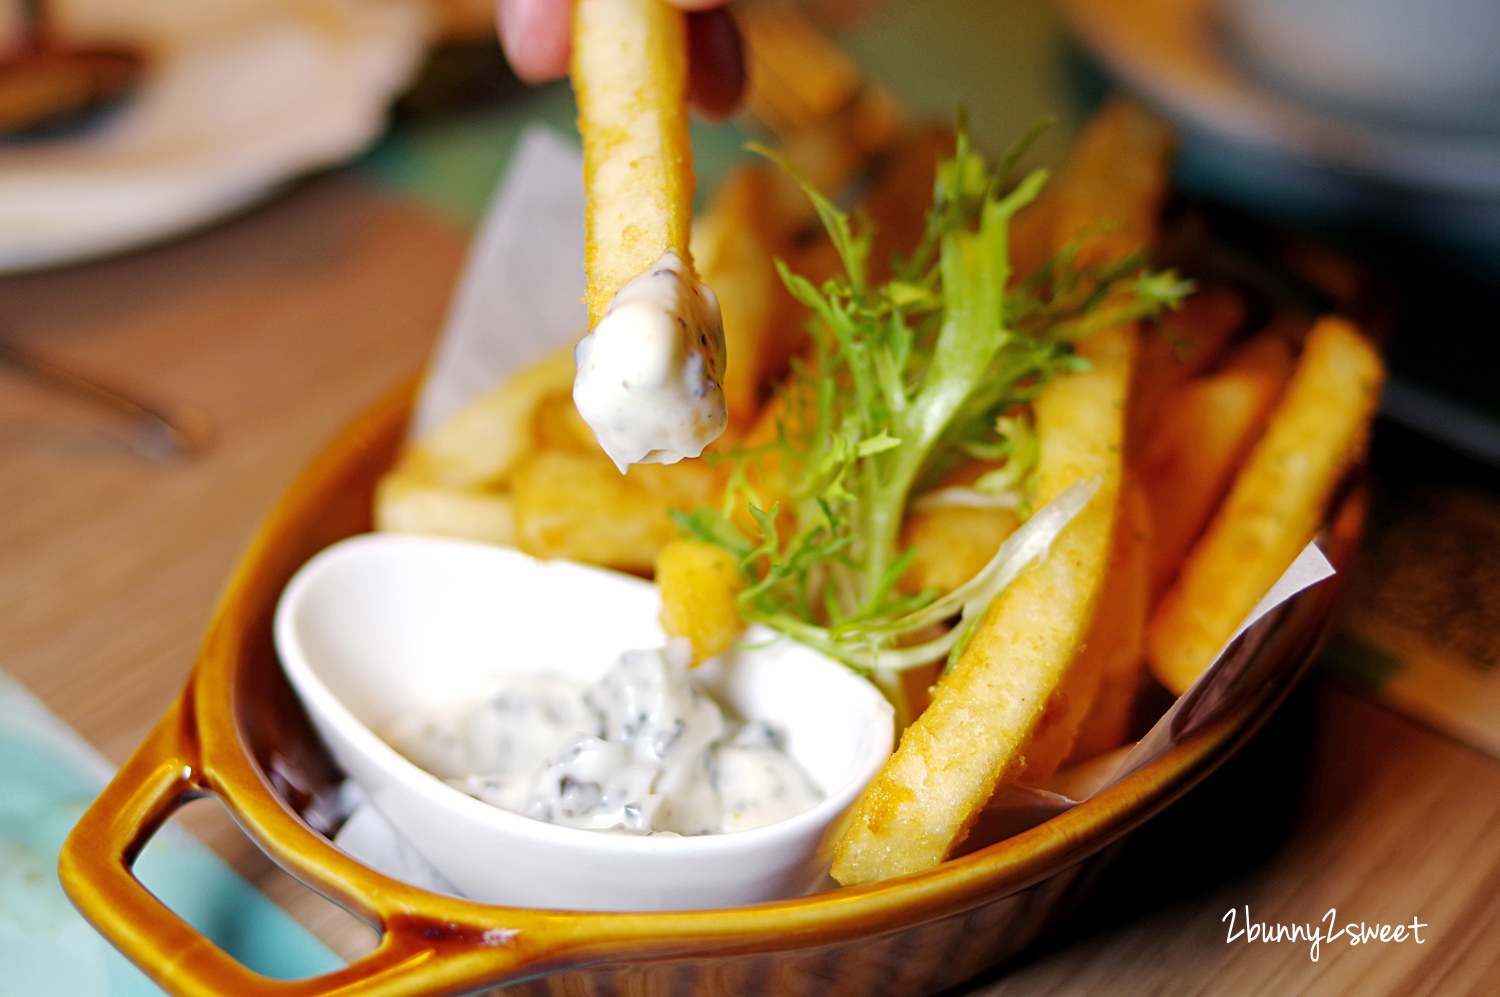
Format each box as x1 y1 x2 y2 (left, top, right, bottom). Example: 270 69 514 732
0 337 211 460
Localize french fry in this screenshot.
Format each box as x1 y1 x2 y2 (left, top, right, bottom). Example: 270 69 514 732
373 472 517 546
1143 333 1294 598
572 0 695 326
1068 477 1154 763
1021 475 1151 781
657 538 742 663
530 390 601 455
1128 285 1247 451
1147 316 1383 695
1007 183 1058 285
862 127 955 285
1067 483 1155 763
373 347 580 544
400 346 577 489
691 166 797 435
511 450 721 574
899 506 1022 597
724 387 806 539
831 97 1175 884
1052 98 1173 268
831 323 1134 885
1067 662 1143 764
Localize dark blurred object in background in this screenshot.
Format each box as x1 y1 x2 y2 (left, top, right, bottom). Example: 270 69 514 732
0 0 144 140
1060 0 1500 469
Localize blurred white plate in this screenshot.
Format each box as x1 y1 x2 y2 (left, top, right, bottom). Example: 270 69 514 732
1060 0 1500 199
0 0 430 273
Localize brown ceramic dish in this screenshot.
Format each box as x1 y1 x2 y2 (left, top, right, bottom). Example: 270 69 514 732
59 377 1364 997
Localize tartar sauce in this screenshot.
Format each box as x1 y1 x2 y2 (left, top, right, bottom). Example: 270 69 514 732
385 641 823 835
572 251 727 472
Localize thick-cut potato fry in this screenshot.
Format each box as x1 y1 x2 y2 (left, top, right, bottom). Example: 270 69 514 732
373 472 517 546
1008 183 1058 285
899 506 1022 596
402 346 577 489
511 450 720 574
724 388 806 540
656 538 742 663
1052 98 1173 267
691 166 796 434
886 660 943 734
1143 334 1294 597
832 323 1135 886
1067 481 1155 763
572 0 695 325
862 127 954 285
1021 475 1151 780
1067 662 1142 764
530 390 600 454
1128 285 1246 450
784 126 952 293
374 347 579 543
1147 317 1383 694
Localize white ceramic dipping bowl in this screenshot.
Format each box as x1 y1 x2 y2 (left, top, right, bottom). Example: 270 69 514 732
273 534 894 911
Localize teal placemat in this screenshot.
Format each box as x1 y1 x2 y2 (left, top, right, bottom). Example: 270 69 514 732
0 672 340 996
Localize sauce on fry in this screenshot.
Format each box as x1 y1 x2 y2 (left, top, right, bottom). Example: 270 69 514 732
385 640 822 835
573 251 727 472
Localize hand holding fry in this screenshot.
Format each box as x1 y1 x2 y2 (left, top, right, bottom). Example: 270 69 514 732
501 0 745 118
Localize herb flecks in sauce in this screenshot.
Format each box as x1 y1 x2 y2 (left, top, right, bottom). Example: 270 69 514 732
386 641 822 835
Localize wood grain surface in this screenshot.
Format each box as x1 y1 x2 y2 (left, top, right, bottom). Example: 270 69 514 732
2 174 1497 994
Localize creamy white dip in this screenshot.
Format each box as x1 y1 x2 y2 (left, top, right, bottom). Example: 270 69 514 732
385 641 823 836
572 251 727 472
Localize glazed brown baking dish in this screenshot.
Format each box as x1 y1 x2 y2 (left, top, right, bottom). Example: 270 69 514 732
58 376 1363 997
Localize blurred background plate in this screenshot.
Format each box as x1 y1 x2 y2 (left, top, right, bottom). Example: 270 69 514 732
1061 0 1500 469
0 0 430 273
1059 0 1500 206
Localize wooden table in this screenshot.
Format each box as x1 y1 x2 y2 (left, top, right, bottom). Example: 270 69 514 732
4 173 1498 994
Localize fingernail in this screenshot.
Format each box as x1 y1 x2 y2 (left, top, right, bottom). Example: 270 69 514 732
498 0 571 83
687 7 746 121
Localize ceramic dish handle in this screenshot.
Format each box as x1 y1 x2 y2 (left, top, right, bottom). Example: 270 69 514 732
59 693 533 997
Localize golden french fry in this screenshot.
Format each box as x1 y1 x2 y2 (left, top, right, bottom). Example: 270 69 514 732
572 0 695 326
1142 334 1294 597
1051 98 1173 266
400 346 577 489
511 450 721 574
1128 285 1247 449
783 126 952 295
862 127 954 284
374 472 517 546
1147 316 1383 695
1067 479 1155 763
723 388 805 540
693 131 946 438
898 505 1022 597
832 323 1135 886
374 347 582 544
691 166 795 434
1021 475 1151 781
530 390 601 455
1067 664 1142 764
1007 182 1058 285
656 538 743 663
